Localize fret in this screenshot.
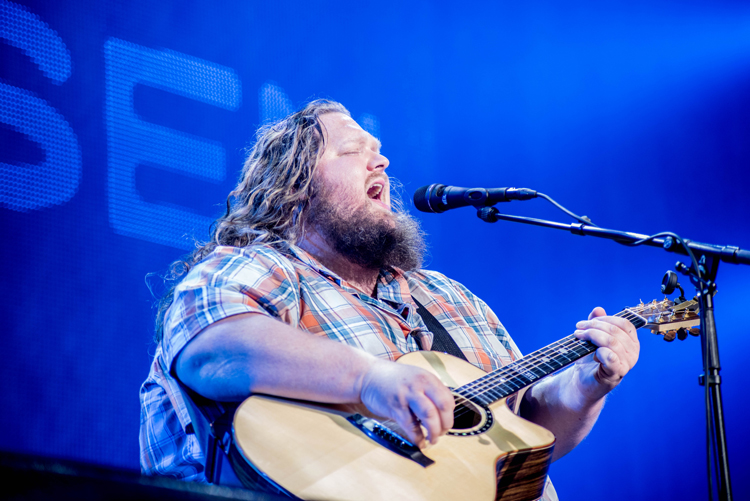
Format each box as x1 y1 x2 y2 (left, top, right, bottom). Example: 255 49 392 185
483 387 505 402
630 317 646 329
466 392 494 406
499 380 521 394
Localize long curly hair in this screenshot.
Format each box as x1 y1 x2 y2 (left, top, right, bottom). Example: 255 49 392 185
152 99 350 342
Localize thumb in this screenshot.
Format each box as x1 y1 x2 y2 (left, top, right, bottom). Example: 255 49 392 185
588 306 607 320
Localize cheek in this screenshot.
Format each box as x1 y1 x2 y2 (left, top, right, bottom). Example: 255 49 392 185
324 171 365 200
316 173 363 206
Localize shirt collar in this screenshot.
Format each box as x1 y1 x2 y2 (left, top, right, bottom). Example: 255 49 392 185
375 267 413 305
287 244 343 285
287 244 412 305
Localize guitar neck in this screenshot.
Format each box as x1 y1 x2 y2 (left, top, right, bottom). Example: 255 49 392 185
456 308 648 406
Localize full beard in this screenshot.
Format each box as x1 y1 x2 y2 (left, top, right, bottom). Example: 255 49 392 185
305 191 426 272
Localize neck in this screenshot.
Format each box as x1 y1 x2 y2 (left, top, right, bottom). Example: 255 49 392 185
298 230 380 297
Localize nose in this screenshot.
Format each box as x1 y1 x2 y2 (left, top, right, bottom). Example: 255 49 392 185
368 152 389 172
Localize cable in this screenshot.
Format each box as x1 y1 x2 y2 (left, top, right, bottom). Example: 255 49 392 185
536 192 599 227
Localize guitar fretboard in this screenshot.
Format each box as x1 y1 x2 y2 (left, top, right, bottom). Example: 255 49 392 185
455 309 647 406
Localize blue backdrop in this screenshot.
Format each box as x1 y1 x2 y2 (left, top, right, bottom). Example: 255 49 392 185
2 1 749 499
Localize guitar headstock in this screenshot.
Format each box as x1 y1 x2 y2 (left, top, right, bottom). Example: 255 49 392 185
626 298 701 342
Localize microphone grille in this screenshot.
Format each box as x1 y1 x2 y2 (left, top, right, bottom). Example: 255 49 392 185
413 185 432 212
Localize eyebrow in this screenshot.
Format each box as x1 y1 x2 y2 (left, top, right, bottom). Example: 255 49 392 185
341 136 382 152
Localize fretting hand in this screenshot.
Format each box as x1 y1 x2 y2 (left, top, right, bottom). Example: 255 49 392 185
570 306 640 406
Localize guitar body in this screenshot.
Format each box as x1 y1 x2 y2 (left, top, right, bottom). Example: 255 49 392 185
232 351 556 501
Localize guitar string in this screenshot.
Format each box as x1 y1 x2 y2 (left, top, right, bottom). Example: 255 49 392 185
467 299 679 398
379 303 672 437
390 310 640 430
457 309 643 403
373 332 603 437
462 310 641 399
375 330 625 436
449 302 694 429
447 313 638 424
449 334 599 421
448 308 648 422
449 302 692 427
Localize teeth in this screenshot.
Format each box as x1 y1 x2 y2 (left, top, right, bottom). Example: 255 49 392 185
367 183 383 199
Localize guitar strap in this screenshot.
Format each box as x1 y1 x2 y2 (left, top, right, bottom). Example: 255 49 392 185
180 382 299 496
176 382 240 485
411 295 469 362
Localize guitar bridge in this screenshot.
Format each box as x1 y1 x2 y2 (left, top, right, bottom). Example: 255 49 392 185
346 414 434 467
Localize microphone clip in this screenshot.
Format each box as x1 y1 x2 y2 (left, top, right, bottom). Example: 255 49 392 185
477 206 501 223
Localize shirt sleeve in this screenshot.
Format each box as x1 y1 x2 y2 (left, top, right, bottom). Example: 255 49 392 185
160 245 302 375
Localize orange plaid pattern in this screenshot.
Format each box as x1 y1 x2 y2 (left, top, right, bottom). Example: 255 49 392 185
140 244 523 482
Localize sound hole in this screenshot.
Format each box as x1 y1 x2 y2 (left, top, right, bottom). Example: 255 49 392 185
452 399 484 430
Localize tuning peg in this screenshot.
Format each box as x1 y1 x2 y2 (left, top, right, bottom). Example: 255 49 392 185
677 328 688 341
689 328 700 337
663 330 676 342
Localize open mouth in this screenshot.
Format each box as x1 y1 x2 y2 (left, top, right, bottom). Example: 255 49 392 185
367 181 385 202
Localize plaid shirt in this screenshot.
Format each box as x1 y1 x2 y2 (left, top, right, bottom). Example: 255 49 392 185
140 244 557 495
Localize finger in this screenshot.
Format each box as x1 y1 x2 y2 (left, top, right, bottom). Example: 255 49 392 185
578 315 633 336
393 407 426 448
594 347 622 378
580 310 639 365
574 325 626 368
408 394 443 445
588 306 607 320
592 318 639 365
576 316 638 350
424 384 455 433
575 319 639 369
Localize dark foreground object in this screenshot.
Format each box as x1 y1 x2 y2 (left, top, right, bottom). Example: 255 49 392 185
0 451 288 501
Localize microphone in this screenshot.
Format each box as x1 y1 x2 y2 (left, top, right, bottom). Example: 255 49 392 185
413 184 538 213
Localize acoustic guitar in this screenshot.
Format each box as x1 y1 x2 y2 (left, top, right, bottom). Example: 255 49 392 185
231 299 700 501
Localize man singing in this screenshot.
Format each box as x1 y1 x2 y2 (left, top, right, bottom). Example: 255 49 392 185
140 100 639 500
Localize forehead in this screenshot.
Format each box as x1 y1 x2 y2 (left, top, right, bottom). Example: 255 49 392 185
320 112 381 149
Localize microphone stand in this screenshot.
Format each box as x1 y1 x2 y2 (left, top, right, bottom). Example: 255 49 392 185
477 207 748 501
